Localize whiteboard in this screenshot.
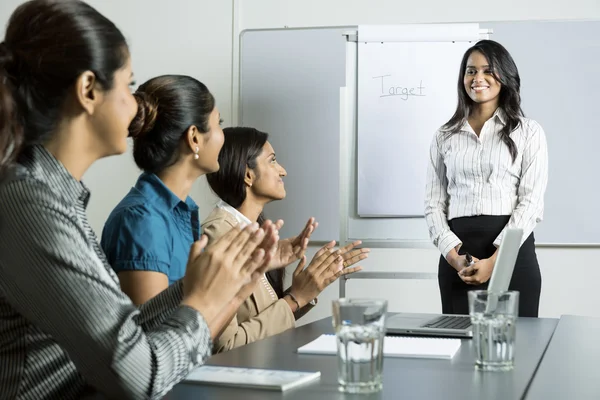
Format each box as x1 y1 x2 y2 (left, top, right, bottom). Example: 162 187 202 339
357 41 473 216
239 28 347 241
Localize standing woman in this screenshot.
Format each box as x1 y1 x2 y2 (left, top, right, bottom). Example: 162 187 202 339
424 40 548 317
0 1 277 399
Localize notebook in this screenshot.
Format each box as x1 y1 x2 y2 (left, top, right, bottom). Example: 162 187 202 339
297 334 461 360
183 365 321 391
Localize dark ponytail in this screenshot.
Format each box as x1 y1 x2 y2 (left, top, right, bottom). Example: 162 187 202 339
129 92 159 139
0 42 22 170
0 0 129 173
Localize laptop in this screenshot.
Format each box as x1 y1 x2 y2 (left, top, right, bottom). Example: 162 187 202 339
385 228 524 338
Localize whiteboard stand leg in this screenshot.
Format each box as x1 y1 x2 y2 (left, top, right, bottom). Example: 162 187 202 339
338 38 357 301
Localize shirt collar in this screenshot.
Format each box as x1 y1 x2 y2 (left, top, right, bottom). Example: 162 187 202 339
135 172 198 211
493 107 507 125
216 199 252 226
19 145 90 206
459 107 507 134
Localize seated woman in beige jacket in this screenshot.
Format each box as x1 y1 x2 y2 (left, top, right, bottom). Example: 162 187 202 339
204 127 368 353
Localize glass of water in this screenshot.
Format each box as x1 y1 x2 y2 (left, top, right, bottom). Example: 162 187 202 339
332 298 387 393
468 290 519 371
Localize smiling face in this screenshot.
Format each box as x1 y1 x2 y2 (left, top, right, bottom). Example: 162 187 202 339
463 50 501 109
247 141 287 202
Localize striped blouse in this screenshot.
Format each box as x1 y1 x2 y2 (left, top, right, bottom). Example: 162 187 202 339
424 108 549 257
0 146 211 399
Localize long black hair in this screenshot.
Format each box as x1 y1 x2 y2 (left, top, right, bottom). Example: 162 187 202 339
443 40 523 162
206 127 286 298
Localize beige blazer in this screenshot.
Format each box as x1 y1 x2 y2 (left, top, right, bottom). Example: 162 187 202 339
202 207 297 353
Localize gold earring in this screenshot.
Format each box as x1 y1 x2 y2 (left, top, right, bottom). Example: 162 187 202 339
194 147 199 160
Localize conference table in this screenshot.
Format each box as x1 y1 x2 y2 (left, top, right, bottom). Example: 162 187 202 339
524 315 600 398
166 312 600 400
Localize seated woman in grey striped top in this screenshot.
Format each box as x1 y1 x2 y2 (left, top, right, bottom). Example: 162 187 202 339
0 1 280 399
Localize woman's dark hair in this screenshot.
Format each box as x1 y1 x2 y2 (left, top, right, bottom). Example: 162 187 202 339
129 75 215 174
443 39 523 162
0 0 129 171
206 127 285 297
206 127 268 210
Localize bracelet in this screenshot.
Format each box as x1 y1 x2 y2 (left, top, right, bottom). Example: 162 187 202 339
287 292 301 311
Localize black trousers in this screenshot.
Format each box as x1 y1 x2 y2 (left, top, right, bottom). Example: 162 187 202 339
438 215 542 317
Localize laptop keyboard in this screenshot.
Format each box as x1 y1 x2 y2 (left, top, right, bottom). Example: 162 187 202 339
422 315 472 330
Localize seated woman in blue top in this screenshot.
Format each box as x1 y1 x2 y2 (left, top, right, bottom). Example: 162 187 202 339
102 75 315 305
101 75 227 304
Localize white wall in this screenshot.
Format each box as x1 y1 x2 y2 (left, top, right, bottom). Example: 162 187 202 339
239 0 600 325
240 0 600 28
